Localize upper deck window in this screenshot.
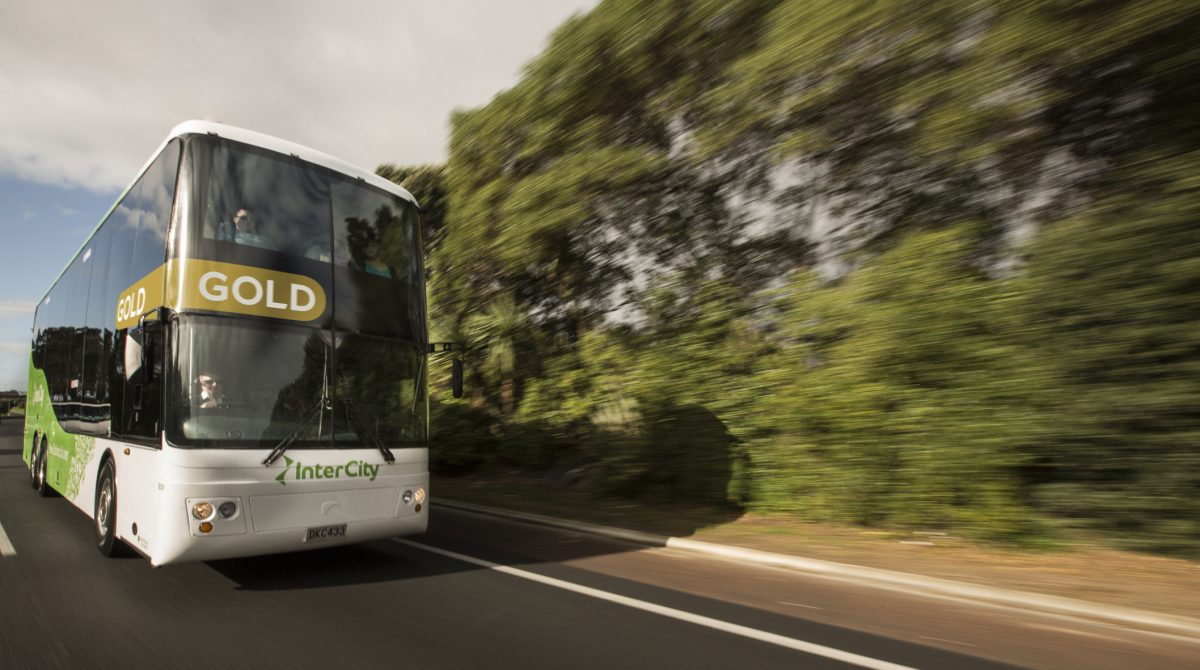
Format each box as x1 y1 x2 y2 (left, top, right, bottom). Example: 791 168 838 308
202 143 332 261
331 179 419 285
183 136 423 339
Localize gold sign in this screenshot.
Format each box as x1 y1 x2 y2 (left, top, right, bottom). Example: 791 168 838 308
115 260 327 328
167 259 327 321
115 265 166 330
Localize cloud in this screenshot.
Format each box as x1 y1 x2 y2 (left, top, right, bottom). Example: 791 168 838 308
0 301 37 318
0 0 597 192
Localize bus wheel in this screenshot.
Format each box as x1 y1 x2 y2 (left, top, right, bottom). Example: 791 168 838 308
33 438 51 497
94 460 125 557
27 435 39 489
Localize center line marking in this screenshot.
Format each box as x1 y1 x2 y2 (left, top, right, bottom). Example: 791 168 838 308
779 601 823 610
394 539 919 670
0 518 16 557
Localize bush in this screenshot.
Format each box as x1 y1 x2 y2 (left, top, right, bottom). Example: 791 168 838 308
429 400 498 474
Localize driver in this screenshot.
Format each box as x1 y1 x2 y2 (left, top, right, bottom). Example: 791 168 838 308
197 373 229 409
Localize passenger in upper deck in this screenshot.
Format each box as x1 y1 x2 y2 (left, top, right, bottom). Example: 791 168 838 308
361 239 393 278
217 208 278 251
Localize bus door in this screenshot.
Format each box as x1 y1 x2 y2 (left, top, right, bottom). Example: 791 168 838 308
114 315 166 554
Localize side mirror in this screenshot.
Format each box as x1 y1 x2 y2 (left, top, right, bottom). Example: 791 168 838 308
125 326 161 387
451 359 463 399
429 342 465 399
125 330 145 384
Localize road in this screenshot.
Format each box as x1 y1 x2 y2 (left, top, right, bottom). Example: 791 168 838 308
1 421 1196 669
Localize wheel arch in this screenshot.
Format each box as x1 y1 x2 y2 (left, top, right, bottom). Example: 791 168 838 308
98 448 117 483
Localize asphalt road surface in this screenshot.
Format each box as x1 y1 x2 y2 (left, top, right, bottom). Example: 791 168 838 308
1 420 1196 670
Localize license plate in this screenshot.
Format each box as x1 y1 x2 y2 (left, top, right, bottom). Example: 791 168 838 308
305 523 347 542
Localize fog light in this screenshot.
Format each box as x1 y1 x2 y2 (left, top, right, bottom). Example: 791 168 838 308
218 501 237 519
192 502 214 521
414 487 426 504
402 490 413 504
198 522 214 534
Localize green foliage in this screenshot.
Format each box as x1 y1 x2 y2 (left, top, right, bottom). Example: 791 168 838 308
416 0 1200 553
429 399 496 473
586 280 760 506
749 226 1037 538
375 163 448 256
464 293 540 417
1019 152 1200 553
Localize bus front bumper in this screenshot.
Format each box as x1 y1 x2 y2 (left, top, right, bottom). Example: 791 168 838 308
143 477 428 566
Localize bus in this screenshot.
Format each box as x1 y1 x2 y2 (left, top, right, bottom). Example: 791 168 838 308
23 121 430 565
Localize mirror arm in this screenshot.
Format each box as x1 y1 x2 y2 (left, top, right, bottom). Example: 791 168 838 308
137 306 172 330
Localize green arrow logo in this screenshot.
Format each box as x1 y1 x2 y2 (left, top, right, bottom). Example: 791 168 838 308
275 455 294 485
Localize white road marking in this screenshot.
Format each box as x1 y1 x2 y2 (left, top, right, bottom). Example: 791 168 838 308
0 517 16 556
395 539 920 670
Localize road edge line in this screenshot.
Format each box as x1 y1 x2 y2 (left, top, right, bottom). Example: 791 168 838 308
395 537 919 670
433 497 1200 639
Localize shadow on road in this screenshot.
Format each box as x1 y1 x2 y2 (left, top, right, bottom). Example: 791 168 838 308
206 492 728 592
206 538 476 590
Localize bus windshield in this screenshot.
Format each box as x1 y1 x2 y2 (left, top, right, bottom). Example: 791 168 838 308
167 316 426 449
165 136 427 449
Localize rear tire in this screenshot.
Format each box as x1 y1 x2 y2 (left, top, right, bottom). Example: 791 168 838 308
27 435 39 489
33 438 51 497
94 460 127 557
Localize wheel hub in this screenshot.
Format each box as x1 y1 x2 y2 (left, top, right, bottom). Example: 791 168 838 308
97 483 112 533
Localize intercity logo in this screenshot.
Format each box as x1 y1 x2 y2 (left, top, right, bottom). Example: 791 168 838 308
274 455 381 486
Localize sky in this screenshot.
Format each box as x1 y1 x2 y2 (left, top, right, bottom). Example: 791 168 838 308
0 0 598 391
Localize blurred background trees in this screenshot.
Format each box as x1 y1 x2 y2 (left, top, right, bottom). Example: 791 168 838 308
384 0 1200 553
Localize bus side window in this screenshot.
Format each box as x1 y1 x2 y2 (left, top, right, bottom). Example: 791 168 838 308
117 140 180 444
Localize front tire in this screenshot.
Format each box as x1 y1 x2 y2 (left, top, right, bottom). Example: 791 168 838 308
94 460 126 557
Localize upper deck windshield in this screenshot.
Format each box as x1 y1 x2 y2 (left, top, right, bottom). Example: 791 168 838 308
166 136 426 449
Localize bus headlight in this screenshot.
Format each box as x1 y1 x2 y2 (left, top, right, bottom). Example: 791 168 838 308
218 501 238 519
191 501 215 521
402 490 413 504
414 487 426 504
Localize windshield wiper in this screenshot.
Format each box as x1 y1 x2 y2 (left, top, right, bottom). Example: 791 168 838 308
340 397 396 464
264 346 331 467
262 397 327 466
